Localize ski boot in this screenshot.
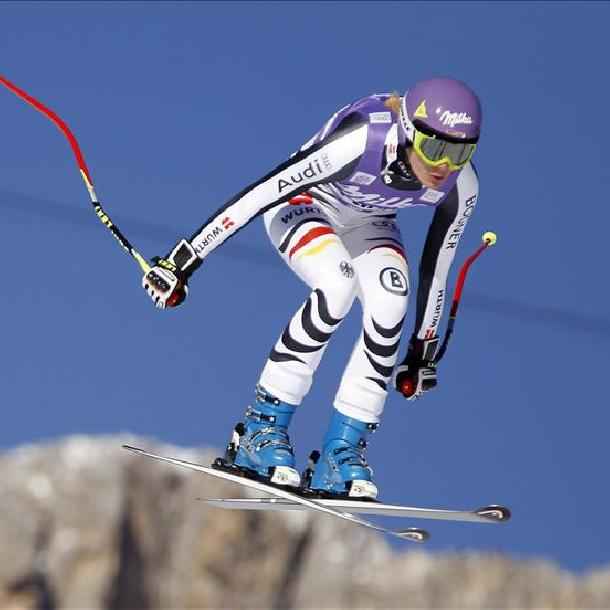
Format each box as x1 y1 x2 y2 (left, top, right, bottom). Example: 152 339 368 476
303 409 379 500
213 385 301 488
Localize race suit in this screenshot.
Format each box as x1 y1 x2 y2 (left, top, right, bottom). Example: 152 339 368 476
167 94 479 422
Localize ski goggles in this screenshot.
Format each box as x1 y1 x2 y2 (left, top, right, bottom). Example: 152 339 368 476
412 128 477 171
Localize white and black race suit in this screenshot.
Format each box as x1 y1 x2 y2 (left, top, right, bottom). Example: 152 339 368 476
170 94 479 422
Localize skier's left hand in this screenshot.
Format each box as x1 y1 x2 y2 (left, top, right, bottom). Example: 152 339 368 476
394 335 439 400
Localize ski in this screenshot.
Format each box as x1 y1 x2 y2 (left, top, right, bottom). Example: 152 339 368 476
122 444 429 543
199 497 511 524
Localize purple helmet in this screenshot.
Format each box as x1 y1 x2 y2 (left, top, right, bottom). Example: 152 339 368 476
399 77 482 143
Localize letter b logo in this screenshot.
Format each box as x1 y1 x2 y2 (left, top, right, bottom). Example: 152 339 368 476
379 267 408 296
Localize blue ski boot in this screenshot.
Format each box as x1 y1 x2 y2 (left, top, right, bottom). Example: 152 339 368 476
304 409 379 499
214 385 301 488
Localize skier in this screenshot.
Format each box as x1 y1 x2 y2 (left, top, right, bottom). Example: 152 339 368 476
142 77 482 499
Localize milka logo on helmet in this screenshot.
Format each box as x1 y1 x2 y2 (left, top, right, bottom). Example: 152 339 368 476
437 108 473 128
277 153 332 193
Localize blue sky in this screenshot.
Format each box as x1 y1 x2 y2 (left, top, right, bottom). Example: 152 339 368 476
1 2 609 572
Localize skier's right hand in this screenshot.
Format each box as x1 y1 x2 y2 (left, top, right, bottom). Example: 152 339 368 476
142 257 188 309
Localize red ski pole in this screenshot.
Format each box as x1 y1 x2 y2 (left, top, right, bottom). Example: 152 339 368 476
399 231 497 397
0 74 150 273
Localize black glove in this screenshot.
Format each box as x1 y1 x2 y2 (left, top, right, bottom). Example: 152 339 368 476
142 257 188 309
394 335 439 400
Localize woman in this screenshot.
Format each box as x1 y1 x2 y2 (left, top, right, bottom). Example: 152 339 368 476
143 77 482 499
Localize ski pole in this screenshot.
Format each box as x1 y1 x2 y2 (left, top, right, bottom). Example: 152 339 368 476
0 75 150 274
399 231 497 397
434 231 497 363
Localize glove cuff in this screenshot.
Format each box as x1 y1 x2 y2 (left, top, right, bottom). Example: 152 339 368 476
166 239 201 279
408 334 440 363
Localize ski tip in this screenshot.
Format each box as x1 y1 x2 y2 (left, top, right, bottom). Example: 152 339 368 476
397 528 430 543
122 444 143 454
475 504 511 522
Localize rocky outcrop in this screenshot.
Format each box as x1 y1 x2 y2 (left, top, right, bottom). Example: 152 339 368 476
1 436 608 609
